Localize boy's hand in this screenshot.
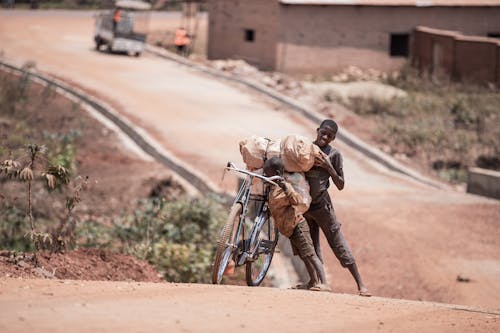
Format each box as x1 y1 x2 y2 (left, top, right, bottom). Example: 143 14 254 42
275 177 287 191
314 151 331 169
315 151 339 178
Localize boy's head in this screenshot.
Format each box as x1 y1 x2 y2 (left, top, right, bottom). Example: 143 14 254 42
315 119 338 148
263 156 284 177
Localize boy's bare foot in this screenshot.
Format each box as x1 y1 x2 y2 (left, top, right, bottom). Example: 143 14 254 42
290 280 315 290
309 284 331 292
223 260 235 276
358 287 371 297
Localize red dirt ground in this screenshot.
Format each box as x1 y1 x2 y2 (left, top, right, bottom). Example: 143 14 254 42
0 70 181 283
0 249 162 282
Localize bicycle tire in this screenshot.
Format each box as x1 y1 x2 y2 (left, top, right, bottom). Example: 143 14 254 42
211 203 242 285
245 214 279 286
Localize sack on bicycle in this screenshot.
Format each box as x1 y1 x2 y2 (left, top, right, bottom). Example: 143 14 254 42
276 172 312 214
239 135 321 172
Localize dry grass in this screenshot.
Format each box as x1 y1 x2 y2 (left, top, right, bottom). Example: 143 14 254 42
341 65 500 183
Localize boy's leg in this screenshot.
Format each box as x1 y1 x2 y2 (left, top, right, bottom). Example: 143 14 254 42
302 256 319 287
347 263 370 296
310 255 327 284
291 221 332 291
314 203 370 295
304 255 331 291
305 214 323 263
290 221 319 288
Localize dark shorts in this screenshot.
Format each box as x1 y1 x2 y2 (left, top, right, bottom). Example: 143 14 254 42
289 220 315 259
304 196 355 267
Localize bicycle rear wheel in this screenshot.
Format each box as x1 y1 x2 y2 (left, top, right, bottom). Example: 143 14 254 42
245 214 279 286
211 203 242 285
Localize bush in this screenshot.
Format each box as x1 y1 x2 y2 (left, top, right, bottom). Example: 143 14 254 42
343 64 500 182
112 197 225 283
0 206 33 252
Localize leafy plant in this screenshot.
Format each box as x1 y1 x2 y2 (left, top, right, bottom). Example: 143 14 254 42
113 197 225 283
0 144 74 261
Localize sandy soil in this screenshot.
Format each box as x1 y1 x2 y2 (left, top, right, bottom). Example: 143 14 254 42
0 278 498 333
0 8 499 324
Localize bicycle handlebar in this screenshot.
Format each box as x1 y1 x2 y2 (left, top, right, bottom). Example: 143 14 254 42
225 162 282 187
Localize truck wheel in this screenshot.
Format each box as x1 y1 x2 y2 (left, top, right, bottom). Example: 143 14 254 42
134 52 141 57
94 38 102 51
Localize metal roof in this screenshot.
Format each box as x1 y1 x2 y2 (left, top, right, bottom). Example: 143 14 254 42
115 0 151 10
280 0 500 6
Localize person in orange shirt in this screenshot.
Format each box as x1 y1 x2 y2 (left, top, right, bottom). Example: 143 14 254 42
174 27 190 55
112 8 122 32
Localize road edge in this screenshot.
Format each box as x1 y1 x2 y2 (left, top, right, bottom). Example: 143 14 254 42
0 60 219 196
145 45 448 190
0 59 301 288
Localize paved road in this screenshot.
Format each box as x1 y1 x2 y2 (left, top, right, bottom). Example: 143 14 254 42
1 278 498 333
1 10 499 310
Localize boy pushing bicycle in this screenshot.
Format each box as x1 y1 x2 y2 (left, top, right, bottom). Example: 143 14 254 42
264 157 330 291
306 119 370 297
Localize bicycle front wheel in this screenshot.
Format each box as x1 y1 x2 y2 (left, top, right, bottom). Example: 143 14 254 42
245 214 279 286
211 203 242 285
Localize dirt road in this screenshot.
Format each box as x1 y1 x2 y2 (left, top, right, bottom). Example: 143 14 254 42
0 9 499 313
1 278 498 333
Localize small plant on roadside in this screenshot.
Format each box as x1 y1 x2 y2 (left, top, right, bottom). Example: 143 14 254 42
0 143 72 262
51 176 89 253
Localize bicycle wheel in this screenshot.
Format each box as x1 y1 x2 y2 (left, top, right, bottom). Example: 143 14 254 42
211 203 242 285
245 213 279 286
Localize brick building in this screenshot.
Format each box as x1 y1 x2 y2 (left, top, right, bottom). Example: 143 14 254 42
206 0 500 74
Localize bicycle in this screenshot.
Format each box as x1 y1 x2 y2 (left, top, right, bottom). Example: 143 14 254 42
212 162 281 286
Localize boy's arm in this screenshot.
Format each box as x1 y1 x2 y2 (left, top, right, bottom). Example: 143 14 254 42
277 181 302 206
314 151 345 190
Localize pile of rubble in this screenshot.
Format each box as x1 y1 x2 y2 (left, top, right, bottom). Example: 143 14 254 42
330 66 393 83
208 59 305 98
208 59 406 106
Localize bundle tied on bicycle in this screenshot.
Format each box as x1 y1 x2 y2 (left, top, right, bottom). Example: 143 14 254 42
268 172 312 224
239 135 322 173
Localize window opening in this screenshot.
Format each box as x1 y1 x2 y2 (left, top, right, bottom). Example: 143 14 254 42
245 29 255 42
390 33 409 57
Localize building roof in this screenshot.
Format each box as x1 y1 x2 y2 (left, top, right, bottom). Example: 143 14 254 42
115 0 151 10
280 0 500 6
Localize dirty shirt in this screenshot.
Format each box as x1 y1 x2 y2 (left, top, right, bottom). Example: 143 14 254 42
268 181 305 238
305 144 343 210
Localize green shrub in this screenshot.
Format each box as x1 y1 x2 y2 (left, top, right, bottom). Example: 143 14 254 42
75 219 113 249
0 206 33 252
113 197 225 283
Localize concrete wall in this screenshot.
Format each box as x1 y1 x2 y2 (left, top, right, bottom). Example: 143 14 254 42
207 1 500 74
412 27 500 84
207 0 280 70
467 167 500 200
498 44 500 86
412 27 456 76
277 5 500 74
454 36 499 83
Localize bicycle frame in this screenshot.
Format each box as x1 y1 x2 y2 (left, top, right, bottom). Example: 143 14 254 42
224 162 280 266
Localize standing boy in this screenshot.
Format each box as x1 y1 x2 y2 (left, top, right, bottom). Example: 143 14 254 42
264 157 329 291
305 119 371 296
